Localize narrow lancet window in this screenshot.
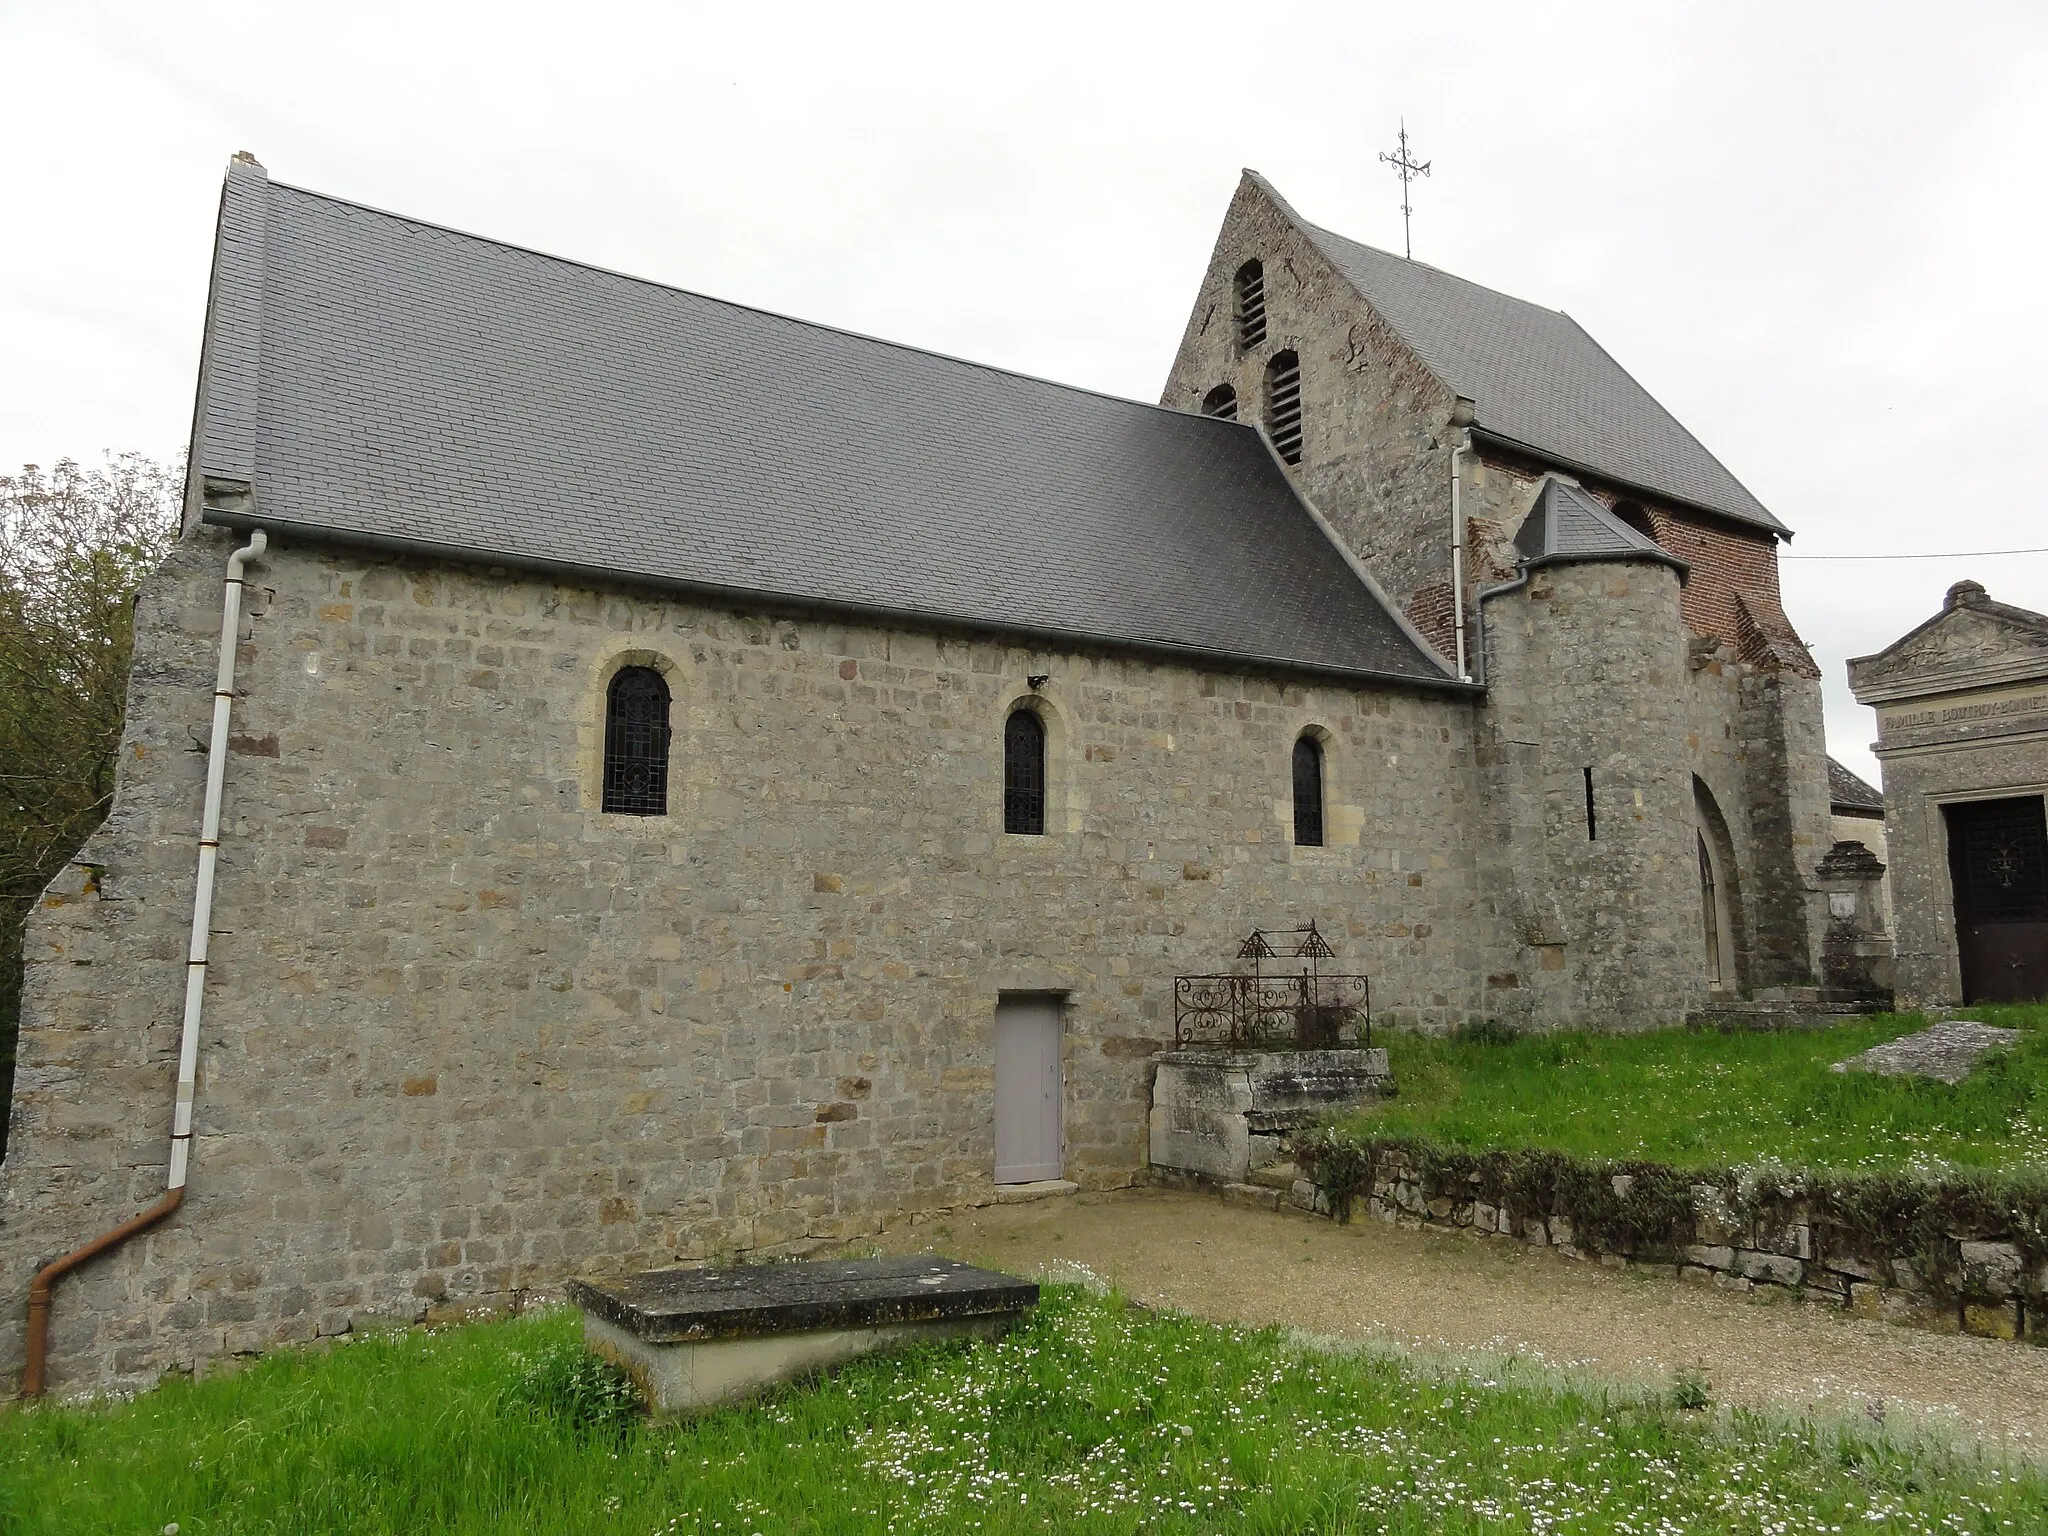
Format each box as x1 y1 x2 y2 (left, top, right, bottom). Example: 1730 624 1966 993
1201 384 1238 420
1235 259 1267 349
1292 735 1325 847
1265 349 1303 464
1004 708 1046 835
603 666 671 815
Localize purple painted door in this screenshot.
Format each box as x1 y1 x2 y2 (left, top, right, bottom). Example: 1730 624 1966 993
994 995 1063 1184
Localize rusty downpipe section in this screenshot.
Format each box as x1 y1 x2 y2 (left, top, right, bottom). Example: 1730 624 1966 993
21 527 265 1397
23 1190 184 1398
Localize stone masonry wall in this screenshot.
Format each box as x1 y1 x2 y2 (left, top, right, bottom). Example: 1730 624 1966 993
1 527 1490 1397
1159 176 1465 653
1472 560 1706 1026
1737 668 1834 992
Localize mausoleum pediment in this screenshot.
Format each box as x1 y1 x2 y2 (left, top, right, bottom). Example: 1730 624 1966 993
1849 581 2048 705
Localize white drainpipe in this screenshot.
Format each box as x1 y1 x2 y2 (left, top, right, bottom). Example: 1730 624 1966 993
25 525 266 1395
1448 399 1477 682
171 526 267 1188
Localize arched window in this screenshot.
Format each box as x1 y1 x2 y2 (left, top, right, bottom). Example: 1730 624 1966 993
1234 259 1267 349
1003 709 1046 835
602 666 671 815
1264 350 1303 464
1201 383 1238 420
1292 734 1324 846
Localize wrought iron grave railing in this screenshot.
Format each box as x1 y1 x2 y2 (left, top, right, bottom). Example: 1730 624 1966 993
1172 922 1371 1049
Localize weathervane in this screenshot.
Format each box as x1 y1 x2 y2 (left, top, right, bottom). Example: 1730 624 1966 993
1378 118 1431 260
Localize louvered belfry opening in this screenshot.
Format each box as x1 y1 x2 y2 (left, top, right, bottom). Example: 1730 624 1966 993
1234 259 1267 349
1265 350 1304 464
1201 384 1238 420
603 665 672 815
1292 735 1324 847
1004 708 1046 835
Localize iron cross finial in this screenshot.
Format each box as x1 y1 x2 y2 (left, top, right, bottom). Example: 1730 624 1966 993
1378 118 1432 261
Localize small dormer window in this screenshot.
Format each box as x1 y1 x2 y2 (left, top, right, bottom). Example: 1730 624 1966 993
1264 350 1303 464
1201 384 1238 420
1235 260 1267 349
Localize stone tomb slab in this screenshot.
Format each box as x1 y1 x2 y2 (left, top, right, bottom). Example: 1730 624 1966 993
567 1256 1037 1415
1830 1020 2022 1085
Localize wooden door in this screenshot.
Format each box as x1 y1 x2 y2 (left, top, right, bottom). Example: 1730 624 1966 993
994 995 1063 1184
1946 796 2048 1003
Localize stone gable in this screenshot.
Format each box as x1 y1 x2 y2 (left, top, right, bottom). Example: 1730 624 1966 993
1850 581 2048 703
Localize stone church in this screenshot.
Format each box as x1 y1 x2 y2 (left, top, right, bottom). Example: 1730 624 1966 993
3 156 1830 1394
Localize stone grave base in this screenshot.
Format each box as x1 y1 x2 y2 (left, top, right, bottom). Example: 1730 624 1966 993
583 1310 1012 1414
568 1255 1037 1416
1149 1047 1391 1185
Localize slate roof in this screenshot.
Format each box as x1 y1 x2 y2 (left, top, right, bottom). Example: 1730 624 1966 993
1252 174 1788 539
1828 757 1885 815
1513 478 1689 579
190 159 1458 690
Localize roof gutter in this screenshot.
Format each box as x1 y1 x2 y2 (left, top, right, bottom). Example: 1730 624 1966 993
1468 426 1790 543
200 511 1484 698
24 526 266 1398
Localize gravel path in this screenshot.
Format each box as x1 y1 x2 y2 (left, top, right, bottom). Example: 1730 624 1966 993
880 1187 2048 1456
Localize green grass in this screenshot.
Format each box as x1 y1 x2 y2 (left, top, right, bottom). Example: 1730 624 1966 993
2 1289 2042 1534
1346 1004 2048 1175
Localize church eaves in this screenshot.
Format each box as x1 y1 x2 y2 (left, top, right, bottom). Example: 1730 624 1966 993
187 158 1462 691
1247 172 1789 540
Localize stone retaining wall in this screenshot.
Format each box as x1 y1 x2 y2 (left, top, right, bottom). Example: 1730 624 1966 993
1290 1147 2047 1345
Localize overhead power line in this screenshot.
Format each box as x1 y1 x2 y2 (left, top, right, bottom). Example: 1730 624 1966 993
1781 546 2048 561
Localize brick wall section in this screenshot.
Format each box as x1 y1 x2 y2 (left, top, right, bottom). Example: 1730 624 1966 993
1403 583 1455 659
2 528 1501 1397
1631 505 1817 678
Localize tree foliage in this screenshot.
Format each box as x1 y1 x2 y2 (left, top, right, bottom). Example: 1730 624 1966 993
0 453 181 1139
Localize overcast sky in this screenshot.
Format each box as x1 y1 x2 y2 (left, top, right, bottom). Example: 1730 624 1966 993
5 0 2044 782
